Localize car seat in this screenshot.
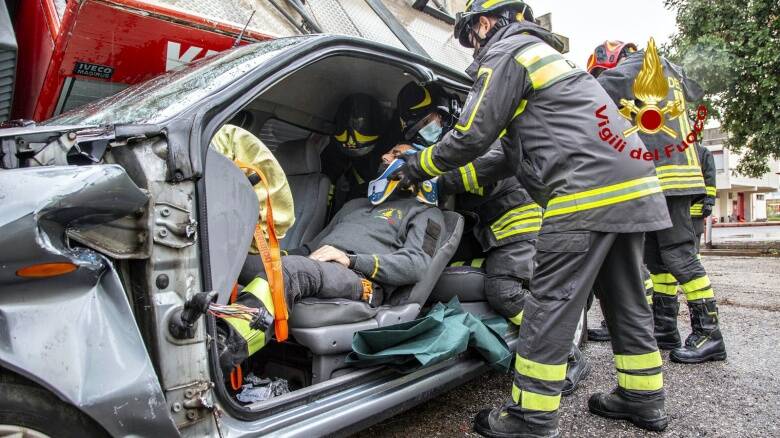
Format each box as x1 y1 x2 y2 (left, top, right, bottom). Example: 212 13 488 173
289 211 463 383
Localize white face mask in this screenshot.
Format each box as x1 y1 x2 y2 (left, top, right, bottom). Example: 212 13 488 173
417 120 443 146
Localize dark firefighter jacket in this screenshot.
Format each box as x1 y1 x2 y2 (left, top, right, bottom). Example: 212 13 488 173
597 51 706 197
293 197 443 295
404 21 671 234
438 142 540 250
691 143 716 217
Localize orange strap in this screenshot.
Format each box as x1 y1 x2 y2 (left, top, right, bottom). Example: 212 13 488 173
230 365 243 391
234 160 289 342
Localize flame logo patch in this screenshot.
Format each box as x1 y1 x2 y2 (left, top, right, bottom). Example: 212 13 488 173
618 38 685 138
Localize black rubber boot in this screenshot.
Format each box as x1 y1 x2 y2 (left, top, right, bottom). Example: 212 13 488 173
588 388 668 432
474 405 560 438
587 319 611 342
670 299 727 364
652 294 681 350
561 344 590 396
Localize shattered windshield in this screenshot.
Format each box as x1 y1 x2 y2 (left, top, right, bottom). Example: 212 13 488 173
47 37 308 126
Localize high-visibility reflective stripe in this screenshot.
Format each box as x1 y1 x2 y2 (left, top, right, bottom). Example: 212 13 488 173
450 261 465 267
455 67 492 132
655 164 702 175
659 177 706 190
617 371 663 391
225 278 275 356
492 204 543 230
544 177 662 219
513 99 528 119
471 258 485 268
511 383 521 403
494 220 542 240
644 278 654 290
653 283 678 295
509 310 524 325
515 354 567 381
681 276 711 293
614 351 662 371
492 213 543 232
371 255 380 278
521 390 562 412
706 186 716 196
459 163 481 194
646 294 654 305
515 43 577 90
685 288 714 301
651 273 676 284
419 146 444 177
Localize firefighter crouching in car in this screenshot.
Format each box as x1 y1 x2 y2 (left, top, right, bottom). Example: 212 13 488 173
389 1 673 435
591 39 727 364
214 150 444 373
321 94 395 217
395 81 589 396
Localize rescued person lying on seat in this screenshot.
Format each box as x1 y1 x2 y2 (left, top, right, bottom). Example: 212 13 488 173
217 146 445 373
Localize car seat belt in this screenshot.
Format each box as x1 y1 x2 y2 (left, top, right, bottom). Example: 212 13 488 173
234 160 289 342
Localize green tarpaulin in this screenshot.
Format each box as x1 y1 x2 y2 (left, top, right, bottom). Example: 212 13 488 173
345 298 512 373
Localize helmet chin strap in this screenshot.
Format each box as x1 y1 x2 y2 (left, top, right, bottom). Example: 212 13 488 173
473 5 526 57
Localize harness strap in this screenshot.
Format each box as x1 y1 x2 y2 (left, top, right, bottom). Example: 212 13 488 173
234 160 289 342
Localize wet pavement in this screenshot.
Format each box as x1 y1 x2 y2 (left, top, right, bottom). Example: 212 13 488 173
356 256 780 437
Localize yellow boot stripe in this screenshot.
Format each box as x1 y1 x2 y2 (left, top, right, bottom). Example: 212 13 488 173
515 354 567 381
650 273 675 284
646 294 654 305
653 284 678 295
614 351 662 371
511 383 521 404
644 278 654 290
681 276 711 293
617 372 663 391
521 390 562 412
509 310 524 326
685 288 715 301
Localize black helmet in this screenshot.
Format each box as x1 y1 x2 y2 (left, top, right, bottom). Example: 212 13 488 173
454 0 533 49
397 82 459 145
333 94 384 157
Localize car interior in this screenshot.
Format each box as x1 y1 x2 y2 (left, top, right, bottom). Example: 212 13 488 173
203 53 507 407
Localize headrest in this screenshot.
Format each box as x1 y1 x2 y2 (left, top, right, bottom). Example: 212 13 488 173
274 135 327 176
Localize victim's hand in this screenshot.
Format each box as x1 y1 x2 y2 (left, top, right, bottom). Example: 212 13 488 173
308 245 350 267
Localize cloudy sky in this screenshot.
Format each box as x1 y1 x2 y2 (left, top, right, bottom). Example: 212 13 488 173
533 0 679 68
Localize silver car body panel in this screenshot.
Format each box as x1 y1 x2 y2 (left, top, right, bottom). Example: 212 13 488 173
0 165 180 436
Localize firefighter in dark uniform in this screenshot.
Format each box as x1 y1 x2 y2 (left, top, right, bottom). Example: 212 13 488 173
391 1 673 435
691 143 717 251
396 82 589 395
322 94 395 216
591 39 727 364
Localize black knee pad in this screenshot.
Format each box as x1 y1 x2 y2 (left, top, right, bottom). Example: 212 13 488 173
485 275 528 319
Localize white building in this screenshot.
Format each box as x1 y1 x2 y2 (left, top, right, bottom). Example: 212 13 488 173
702 127 780 223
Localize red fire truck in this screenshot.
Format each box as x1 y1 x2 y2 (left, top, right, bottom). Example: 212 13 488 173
6 0 477 122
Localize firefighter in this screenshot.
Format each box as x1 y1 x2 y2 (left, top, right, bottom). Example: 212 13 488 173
691 143 717 252
396 82 589 395
590 40 727 364
217 171 444 372
322 93 395 216
391 1 672 435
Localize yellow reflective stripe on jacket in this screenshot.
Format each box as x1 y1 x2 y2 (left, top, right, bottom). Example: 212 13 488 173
614 351 662 371
371 255 380 279
509 310 524 325
544 176 662 219
494 220 543 240
515 354 567 382
515 43 577 90
470 258 485 268
706 186 716 197
691 203 704 217
491 204 543 240
224 277 275 356
491 203 543 229
459 163 482 195
419 146 444 177
455 67 493 132
617 371 663 391
655 164 704 191
450 261 465 267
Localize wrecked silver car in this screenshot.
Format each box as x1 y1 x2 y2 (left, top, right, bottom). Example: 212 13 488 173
0 35 584 437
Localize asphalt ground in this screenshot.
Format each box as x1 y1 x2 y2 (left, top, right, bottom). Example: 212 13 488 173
356 256 780 437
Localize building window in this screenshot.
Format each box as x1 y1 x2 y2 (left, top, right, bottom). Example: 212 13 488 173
756 194 765 200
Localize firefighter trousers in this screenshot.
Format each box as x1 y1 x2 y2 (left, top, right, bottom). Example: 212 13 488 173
484 239 536 323
645 196 716 303
507 231 663 428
